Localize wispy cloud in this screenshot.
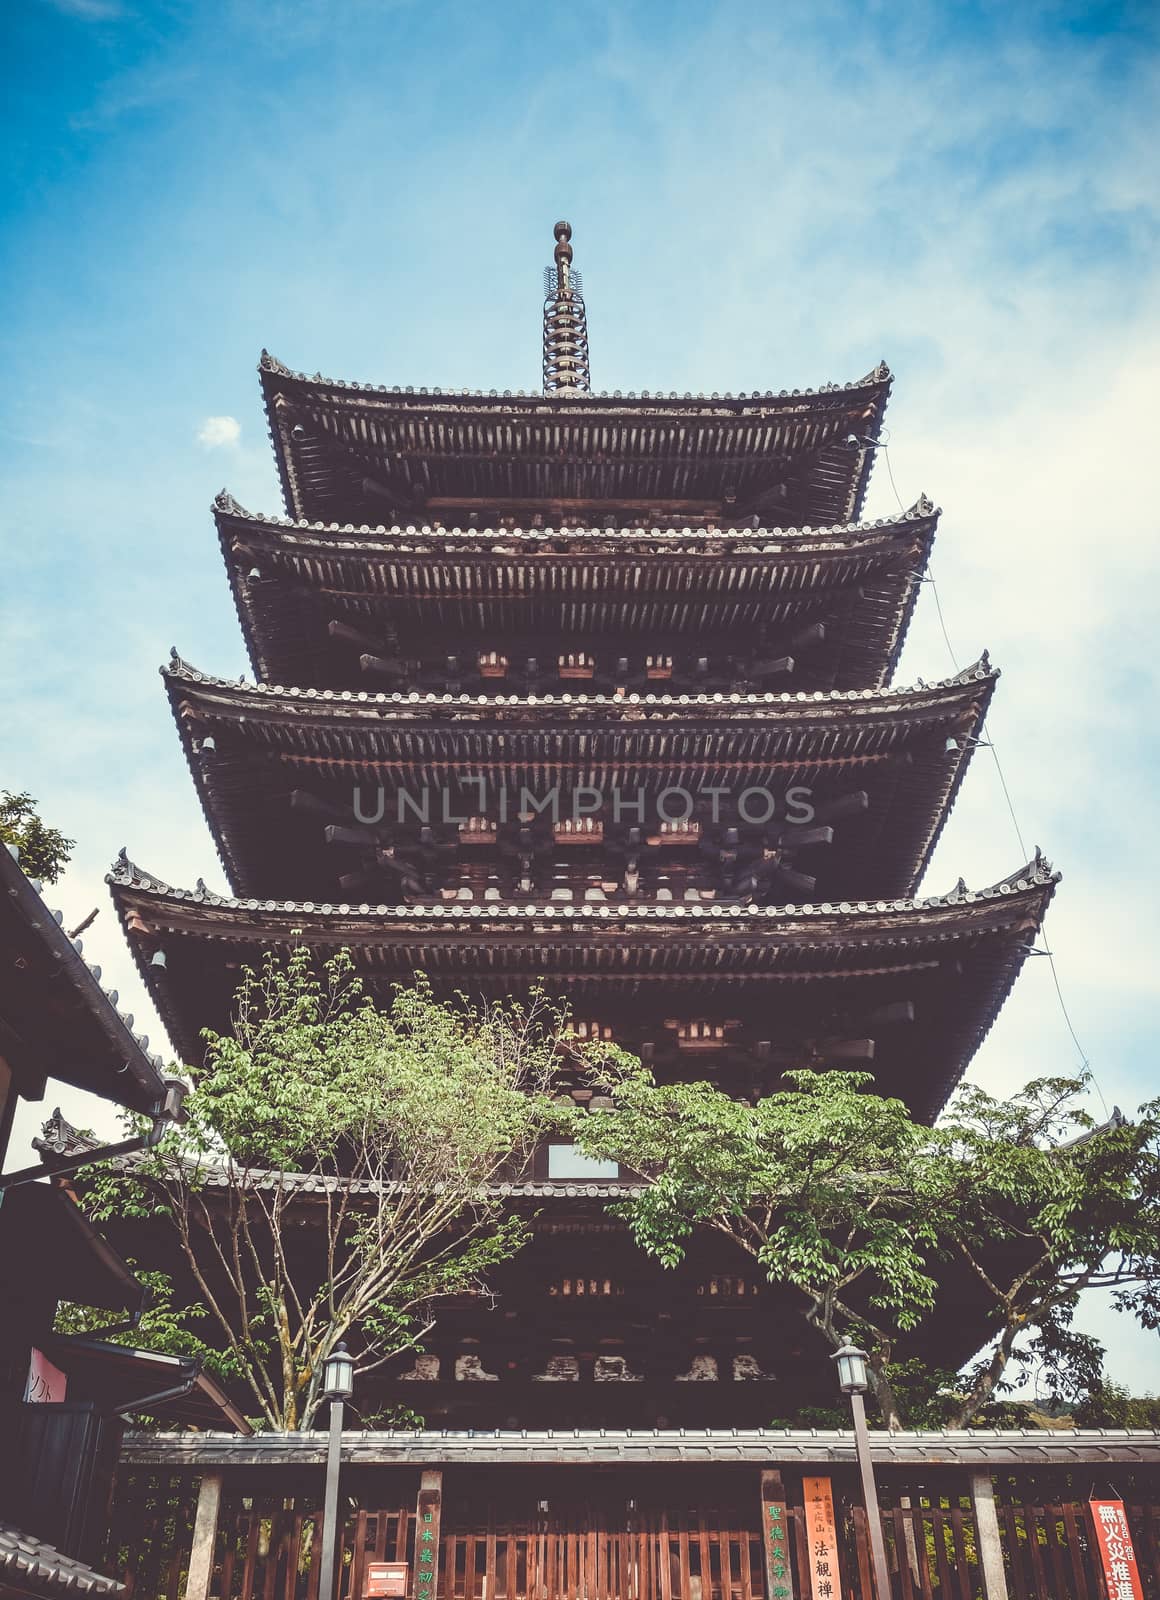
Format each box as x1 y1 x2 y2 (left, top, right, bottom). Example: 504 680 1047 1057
197 415 241 448
41 0 123 19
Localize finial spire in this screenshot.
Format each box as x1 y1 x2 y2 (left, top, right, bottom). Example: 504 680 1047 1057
543 220 591 394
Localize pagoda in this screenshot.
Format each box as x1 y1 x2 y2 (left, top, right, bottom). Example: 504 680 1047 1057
109 222 1056 1426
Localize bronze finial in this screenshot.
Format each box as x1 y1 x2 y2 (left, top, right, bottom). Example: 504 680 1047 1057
553 220 574 289
543 220 590 395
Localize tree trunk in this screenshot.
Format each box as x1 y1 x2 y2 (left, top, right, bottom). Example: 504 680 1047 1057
804 1302 905 1430
867 1350 904 1432
947 1323 1017 1428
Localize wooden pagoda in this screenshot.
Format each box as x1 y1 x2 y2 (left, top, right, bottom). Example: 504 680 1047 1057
109 221 1055 1428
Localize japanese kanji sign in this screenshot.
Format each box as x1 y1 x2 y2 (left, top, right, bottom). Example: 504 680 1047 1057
1090 1500 1145 1600
25 1348 67 1404
802 1476 842 1600
761 1469 796 1600
414 1469 443 1600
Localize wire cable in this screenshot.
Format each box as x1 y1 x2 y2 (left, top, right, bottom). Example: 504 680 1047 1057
878 439 1103 1111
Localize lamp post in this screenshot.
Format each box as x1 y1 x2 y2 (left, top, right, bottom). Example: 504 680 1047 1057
317 1342 355 1600
833 1341 893 1600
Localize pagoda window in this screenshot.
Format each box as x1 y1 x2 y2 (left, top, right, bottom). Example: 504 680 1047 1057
564 1019 615 1044
698 1276 759 1298
549 1276 622 1297
557 653 595 679
546 1142 619 1181
461 817 496 845
554 817 603 845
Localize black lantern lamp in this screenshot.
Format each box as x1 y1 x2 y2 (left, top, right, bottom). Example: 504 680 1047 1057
832 1339 869 1394
833 1339 891 1600
323 1342 354 1401
318 1341 355 1600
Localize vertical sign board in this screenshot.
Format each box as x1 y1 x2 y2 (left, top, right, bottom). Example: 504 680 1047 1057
761 1470 796 1600
415 1470 443 1600
25 1349 67 1404
1090 1501 1145 1600
801 1478 842 1600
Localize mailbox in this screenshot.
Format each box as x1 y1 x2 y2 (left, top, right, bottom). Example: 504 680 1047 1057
365 1562 409 1598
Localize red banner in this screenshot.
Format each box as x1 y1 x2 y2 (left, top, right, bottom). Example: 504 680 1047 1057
1090 1500 1145 1600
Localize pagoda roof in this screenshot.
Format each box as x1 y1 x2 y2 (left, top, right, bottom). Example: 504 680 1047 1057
214 492 937 692
108 852 1056 1116
0 842 174 1114
162 653 994 903
258 352 892 528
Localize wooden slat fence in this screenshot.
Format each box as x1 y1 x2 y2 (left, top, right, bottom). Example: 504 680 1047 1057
106 1469 200 1599
438 1501 762 1600
105 1467 1160 1600
997 1499 1160 1600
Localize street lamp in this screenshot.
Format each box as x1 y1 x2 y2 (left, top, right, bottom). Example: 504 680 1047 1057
317 1342 355 1600
832 1341 893 1600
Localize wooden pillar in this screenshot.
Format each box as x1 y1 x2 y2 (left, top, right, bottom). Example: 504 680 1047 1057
186 1471 224 1600
760 1470 795 1600
416 1470 443 1600
968 1470 1010 1600
898 1495 920 1583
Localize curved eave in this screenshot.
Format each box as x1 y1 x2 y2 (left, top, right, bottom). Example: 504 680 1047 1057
259 356 892 528
0 843 171 1112
214 494 936 690
162 657 996 901
110 854 1056 1111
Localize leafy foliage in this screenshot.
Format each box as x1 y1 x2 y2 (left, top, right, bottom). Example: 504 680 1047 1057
77 951 568 1429
1 790 74 884
1075 1382 1160 1428
932 1077 1160 1422
566 1063 1160 1429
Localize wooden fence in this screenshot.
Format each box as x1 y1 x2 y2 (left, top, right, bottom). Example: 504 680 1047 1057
105 1464 1160 1600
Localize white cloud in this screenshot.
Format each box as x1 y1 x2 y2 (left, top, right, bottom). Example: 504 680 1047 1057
196 415 241 449
42 0 123 17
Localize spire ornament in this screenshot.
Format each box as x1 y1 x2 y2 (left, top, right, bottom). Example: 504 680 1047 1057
543 221 591 394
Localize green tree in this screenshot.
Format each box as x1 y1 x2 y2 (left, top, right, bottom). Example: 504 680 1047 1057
78 951 568 1429
0 790 73 883
1074 1382 1160 1428
932 1077 1160 1424
566 1065 1160 1430
565 1067 937 1428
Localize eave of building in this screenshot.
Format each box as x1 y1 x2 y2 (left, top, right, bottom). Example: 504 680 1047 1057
162 653 994 903
258 353 891 529
120 1425 1160 1469
108 854 1056 1111
0 842 172 1113
214 492 937 691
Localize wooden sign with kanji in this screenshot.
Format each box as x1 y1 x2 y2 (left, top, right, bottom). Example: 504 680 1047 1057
415 1469 443 1600
1090 1500 1145 1600
761 1469 796 1600
801 1476 841 1600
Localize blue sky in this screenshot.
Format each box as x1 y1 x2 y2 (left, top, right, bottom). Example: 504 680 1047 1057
2 0 1158 1392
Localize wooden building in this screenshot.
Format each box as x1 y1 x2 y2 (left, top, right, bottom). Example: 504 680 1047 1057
0 842 248 1599
105 222 1056 1431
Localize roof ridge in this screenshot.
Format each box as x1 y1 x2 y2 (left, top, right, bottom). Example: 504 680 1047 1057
212 495 937 542
160 654 995 705
257 349 893 406
107 855 1059 914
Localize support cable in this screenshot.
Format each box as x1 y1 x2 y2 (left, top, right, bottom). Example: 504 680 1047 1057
877 435 1103 1112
